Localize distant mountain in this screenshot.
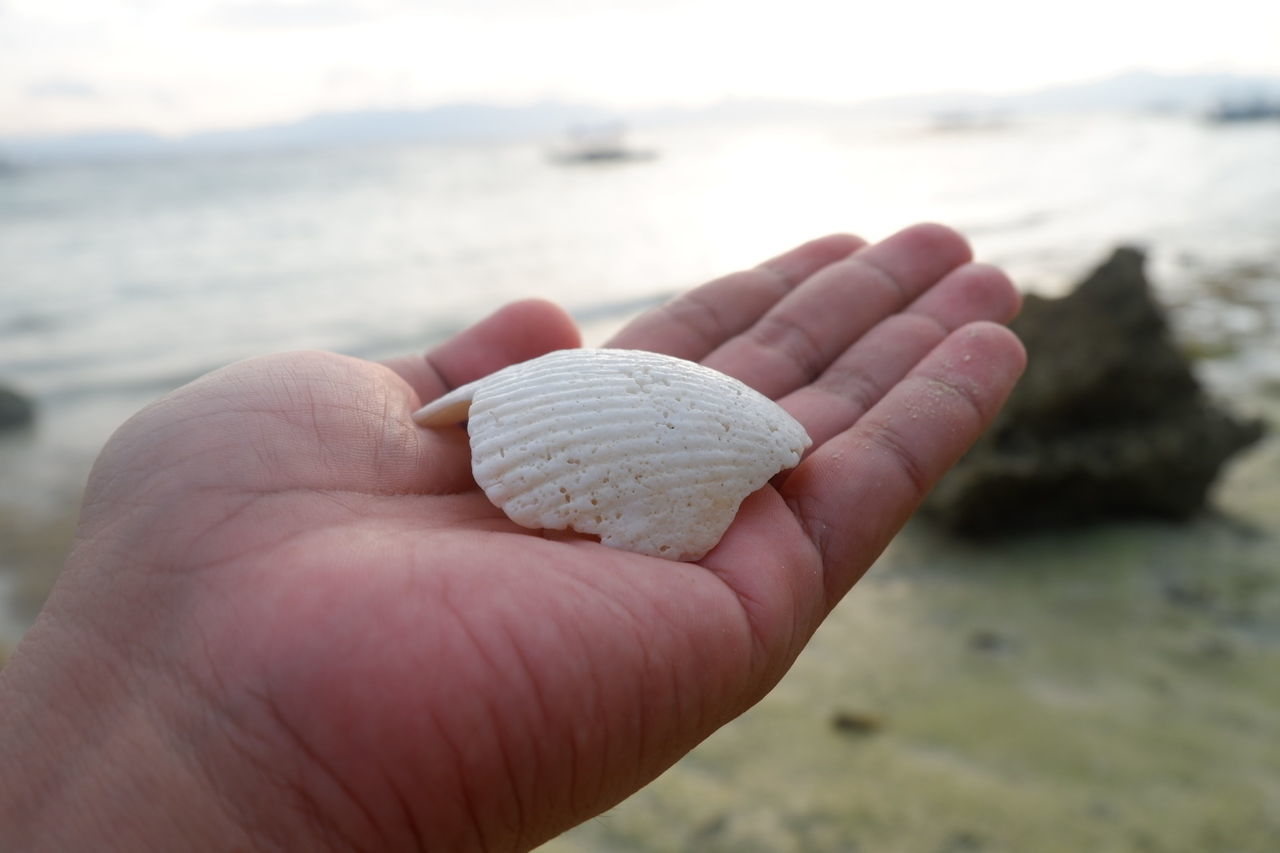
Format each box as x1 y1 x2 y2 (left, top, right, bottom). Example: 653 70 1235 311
0 101 620 164
181 101 620 151
3 71 1278 164
0 129 171 163
858 70 1280 116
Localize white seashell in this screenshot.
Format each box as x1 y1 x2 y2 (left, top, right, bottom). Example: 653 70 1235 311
412 348 811 561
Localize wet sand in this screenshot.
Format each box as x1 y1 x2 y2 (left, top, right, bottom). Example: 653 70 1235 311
544 393 1280 852
0 493 81 655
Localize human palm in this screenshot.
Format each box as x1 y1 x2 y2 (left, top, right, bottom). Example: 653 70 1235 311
1 224 1023 851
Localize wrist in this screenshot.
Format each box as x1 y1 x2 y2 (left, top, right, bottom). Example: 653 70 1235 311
0 615 289 851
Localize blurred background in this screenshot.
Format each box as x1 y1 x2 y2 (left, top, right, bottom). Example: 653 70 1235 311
2 1 1279 849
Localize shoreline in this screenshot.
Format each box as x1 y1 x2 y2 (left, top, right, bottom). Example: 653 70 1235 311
1 295 1277 644
547 393 1280 852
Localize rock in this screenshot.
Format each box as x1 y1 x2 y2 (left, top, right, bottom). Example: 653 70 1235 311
926 247 1266 536
830 709 885 735
967 628 1014 653
0 386 35 431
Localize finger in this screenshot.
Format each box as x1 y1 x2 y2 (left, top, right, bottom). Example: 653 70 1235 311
373 300 579 495
605 233 865 359
908 261 1022 327
701 223 974 399
382 299 581 407
696 486 829 690
781 262 1020 450
781 322 1026 610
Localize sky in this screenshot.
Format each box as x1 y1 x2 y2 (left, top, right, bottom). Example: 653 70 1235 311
3 0 1280 137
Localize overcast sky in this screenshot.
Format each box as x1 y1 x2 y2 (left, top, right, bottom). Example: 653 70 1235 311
4 0 1280 137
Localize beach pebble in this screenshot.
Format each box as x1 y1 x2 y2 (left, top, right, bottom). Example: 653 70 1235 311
0 386 34 431
830 709 885 735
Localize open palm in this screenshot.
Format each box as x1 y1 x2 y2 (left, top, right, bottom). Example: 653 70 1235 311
1 224 1023 851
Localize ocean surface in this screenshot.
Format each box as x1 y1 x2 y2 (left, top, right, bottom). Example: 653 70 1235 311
2 111 1279 640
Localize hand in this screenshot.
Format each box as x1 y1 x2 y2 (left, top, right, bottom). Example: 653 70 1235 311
0 224 1024 851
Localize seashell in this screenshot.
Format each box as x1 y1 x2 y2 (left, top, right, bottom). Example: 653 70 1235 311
412 348 811 561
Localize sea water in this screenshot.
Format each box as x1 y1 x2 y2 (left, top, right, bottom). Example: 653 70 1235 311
1 111 1279 636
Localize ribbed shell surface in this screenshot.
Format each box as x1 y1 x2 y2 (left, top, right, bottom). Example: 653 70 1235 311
413 348 811 561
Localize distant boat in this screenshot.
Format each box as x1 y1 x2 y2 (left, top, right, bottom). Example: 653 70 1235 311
549 123 657 165
928 110 1011 133
1206 97 1280 123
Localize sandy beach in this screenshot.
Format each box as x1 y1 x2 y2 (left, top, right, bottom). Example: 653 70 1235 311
543 391 1280 853
1 115 1278 850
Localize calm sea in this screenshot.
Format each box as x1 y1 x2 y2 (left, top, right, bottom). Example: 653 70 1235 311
1 112 1278 635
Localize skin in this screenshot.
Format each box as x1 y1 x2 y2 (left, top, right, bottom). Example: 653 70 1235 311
0 223 1024 852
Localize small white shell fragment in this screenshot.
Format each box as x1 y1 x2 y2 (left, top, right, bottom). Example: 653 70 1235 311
413 348 811 561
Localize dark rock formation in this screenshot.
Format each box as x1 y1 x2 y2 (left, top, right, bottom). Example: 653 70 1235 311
926 247 1266 536
0 386 35 431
